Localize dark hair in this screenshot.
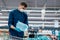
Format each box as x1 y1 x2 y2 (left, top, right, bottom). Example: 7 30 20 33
20 2 27 7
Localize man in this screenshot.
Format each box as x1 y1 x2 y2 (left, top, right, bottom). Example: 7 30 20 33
8 2 28 39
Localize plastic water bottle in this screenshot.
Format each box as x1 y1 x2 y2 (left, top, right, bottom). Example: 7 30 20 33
58 31 60 40
52 30 55 35
55 30 58 36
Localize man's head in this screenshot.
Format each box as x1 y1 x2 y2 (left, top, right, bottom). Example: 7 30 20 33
18 2 27 10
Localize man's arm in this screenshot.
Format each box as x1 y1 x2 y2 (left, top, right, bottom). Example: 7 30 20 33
8 11 22 32
24 13 28 25
24 13 29 36
8 12 15 29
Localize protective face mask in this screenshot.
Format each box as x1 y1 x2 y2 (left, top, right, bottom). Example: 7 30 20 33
19 9 24 12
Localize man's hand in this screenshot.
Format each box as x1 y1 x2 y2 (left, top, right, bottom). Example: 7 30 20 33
10 25 21 32
10 25 15 29
24 31 28 36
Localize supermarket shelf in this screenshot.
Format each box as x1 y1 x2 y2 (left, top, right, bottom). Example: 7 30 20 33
0 10 60 31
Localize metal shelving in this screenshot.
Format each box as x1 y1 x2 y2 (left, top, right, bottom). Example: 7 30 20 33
0 10 60 37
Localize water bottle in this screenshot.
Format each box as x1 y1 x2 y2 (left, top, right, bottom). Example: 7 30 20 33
52 30 55 35
58 31 60 40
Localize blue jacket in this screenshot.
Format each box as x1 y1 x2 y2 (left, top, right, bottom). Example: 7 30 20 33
8 9 28 37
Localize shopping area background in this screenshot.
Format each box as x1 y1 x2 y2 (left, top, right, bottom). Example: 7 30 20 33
0 0 60 40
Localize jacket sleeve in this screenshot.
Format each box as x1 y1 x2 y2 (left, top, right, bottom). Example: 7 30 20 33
8 11 14 28
24 13 28 25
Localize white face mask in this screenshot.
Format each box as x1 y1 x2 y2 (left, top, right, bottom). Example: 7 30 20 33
19 9 24 12
18 9 27 13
